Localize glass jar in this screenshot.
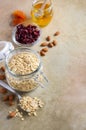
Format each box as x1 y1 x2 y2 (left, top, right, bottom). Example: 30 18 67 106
5 47 48 92
31 0 53 27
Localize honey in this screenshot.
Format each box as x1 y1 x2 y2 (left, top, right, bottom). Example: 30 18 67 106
31 1 53 27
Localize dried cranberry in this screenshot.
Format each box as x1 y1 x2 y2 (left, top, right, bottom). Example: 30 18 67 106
15 24 40 45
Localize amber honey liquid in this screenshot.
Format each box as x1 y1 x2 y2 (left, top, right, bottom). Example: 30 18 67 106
31 2 53 27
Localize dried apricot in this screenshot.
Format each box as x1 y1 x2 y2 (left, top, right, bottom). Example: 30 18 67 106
12 18 24 26
12 10 27 19
12 10 27 26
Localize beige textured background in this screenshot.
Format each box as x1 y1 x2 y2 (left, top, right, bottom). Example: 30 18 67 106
0 0 86 130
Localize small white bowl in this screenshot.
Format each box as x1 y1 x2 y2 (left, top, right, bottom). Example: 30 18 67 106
12 22 41 47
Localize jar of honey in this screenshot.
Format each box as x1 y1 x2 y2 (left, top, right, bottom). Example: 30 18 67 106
31 0 53 27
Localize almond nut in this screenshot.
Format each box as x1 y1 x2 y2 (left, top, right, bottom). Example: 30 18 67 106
8 101 14 106
46 36 50 41
48 43 53 48
40 42 48 47
0 75 6 80
54 31 60 36
3 95 9 101
8 94 15 101
41 48 48 52
52 40 57 46
0 66 5 72
0 88 7 94
40 50 45 56
8 111 16 118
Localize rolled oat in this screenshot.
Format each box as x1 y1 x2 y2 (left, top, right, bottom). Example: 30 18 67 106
8 52 40 75
19 96 44 115
6 51 43 92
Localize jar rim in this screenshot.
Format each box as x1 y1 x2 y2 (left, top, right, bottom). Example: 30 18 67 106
5 47 42 78
32 0 52 10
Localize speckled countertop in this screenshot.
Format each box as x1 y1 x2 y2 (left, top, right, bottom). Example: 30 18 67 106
0 0 86 130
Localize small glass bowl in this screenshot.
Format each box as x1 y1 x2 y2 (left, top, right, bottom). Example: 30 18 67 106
12 22 41 47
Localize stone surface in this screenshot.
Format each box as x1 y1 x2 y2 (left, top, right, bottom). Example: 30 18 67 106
0 0 86 130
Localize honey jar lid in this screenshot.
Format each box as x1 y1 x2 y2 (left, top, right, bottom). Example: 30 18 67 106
0 41 14 62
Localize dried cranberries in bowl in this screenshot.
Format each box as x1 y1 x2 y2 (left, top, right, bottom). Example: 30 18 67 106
12 23 41 47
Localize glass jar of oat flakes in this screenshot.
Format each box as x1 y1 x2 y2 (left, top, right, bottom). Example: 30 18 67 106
5 47 48 92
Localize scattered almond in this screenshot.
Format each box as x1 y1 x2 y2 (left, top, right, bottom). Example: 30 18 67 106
46 36 50 41
0 88 7 94
0 66 5 72
0 75 6 80
8 94 15 101
48 43 54 48
41 48 48 52
8 111 16 118
3 95 9 101
54 31 60 36
52 40 57 46
40 42 48 47
8 101 14 106
40 50 45 56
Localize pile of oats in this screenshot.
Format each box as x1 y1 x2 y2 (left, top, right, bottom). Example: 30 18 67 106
8 96 44 120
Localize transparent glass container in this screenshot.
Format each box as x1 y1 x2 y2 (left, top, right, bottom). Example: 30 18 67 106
5 47 48 92
31 0 53 27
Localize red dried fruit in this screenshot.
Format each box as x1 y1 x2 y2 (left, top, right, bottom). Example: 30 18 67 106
12 10 27 19
15 24 40 45
12 18 25 26
12 10 27 26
